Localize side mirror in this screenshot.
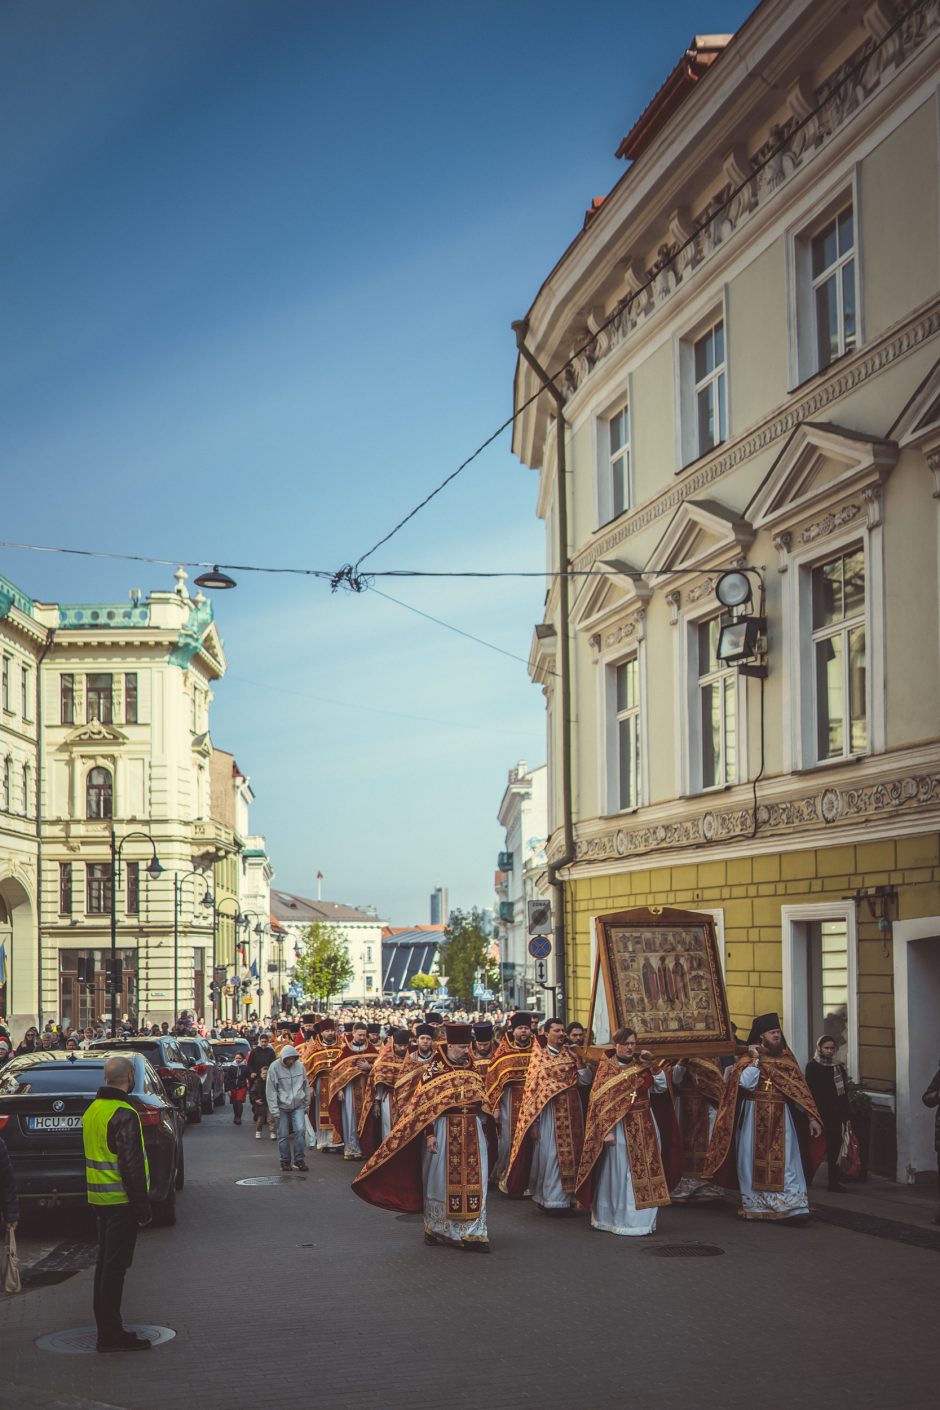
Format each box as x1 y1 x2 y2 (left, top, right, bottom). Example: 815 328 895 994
174 1084 187 1099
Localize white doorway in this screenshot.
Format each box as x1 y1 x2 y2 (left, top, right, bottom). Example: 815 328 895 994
894 917 940 1183
782 901 858 1076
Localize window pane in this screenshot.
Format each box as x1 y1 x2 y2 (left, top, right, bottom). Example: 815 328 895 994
60 674 75 726
842 547 865 618
837 206 854 256
812 557 843 629
816 634 843 759
848 625 867 752
619 716 637 809
609 412 623 455
701 682 720 789
812 218 837 277
815 275 839 369
694 330 711 382
612 452 627 518
125 673 138 725
842 260 856 352
697 620 716 673
697 382 715 451
713 320 724 366
616 663 627 712
723 673 736 783
717 371 726 442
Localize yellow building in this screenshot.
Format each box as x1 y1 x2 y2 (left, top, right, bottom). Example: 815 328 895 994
513 0 940 1179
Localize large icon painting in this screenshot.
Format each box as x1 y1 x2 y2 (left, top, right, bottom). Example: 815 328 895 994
587 907 734 1057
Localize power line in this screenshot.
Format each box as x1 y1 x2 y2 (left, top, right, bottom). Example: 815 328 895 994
371 587 546 672
347 2 916 572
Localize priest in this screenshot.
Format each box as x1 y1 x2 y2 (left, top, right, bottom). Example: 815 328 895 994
328 1020 378 1160
667 1055 726 1203
359 1026 412 1156
485 1013 535 1191
704 1012 824 1222
353 1023 496 1250
575 1028 681 1236
472 1022 496 1077
394 1023 437 1113
505 1016 592 1211
303 1019 345 1153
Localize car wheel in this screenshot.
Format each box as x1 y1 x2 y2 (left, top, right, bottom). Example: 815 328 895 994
188 1099 202 1124
175 1145 185 1191
151 1182 176 1227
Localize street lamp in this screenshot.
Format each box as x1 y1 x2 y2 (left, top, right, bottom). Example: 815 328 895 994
109 829 163 1039
173 871 213 1027
239 910 273 1019
212 898 244 1024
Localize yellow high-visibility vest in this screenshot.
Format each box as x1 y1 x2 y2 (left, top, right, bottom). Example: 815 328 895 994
81 1097 151 1207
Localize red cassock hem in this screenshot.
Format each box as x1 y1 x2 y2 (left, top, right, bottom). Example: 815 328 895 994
352 1134 424 1214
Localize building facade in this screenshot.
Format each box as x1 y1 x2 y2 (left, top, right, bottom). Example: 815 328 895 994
0 566 271 1033
495 761 549 1007
271 889 386 1005
513 0 940 1179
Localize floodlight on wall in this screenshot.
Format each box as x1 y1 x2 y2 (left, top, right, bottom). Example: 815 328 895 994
193 566 237 590
716 616 765 664
715 570 753 609
713 566 767 679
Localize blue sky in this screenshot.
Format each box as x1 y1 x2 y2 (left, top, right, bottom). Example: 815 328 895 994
1 0 755 923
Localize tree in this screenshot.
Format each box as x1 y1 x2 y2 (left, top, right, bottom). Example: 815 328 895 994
293 922 354 1006
411 972 440 992
439 907 490 1006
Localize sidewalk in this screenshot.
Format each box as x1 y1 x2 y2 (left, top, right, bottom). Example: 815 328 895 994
808 1172 940 1250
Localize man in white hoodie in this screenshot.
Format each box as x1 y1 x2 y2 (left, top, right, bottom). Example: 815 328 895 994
265 1046 310 1172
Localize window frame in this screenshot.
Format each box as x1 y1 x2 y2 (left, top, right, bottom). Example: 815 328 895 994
695 615 741 792
21 664 31 722
59 861 73 916
126 861 140 916
85 673 113 725
85 766 113 821
1 655 10 713
60 673 75 726
86 863 113 916
1 756 10 811
124 673 138 725
598 621 649 818
786 173 862 389
594 392 634 528
675 293 730 470
809 546 867 763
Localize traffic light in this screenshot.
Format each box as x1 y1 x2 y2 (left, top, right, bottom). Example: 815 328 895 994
104 958 123 995
76 956 92 986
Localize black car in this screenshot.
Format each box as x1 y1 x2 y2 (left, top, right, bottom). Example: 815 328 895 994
176 1036 224 1114
89 1036 203 1123
209 1038 252 1081
0 1050 186 1225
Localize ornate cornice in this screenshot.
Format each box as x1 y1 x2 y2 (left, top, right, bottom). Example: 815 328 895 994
572 300 940 574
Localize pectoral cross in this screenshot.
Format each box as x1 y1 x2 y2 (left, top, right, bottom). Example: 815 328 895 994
762 1075 774 1093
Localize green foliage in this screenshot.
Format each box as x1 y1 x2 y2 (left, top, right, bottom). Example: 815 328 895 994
293 922 354 1004
845 1076 873 1117
411 972 440 992
440 907 490 1006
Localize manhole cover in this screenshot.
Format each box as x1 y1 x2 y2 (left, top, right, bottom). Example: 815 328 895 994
642 1243 725 1258
236 1175 288 1186
36 1324 176 1354
395 1214 424 1223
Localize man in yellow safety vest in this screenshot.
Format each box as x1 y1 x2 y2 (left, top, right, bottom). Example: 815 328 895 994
81 1054 153 1352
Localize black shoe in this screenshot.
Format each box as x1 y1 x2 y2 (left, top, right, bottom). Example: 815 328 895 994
97 1334 152 1353
280 1161 292 1171
292 1161 308 1172
423 1233 439 1246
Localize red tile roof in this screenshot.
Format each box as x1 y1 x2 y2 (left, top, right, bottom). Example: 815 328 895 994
616 35 732 163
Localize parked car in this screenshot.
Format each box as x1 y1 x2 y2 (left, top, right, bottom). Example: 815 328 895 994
176 1035 224 1114
0 1049 186 1224
209 1038 252 1083
89 1036 203 1123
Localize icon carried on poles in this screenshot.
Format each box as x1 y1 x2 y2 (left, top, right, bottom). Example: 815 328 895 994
528 935 552 960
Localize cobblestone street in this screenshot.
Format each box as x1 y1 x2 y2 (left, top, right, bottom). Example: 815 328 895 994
0 1116 936 1410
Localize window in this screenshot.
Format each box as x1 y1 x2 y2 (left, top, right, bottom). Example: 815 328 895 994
21 763 30 816
21 665 31 721
126 861 140 916
811 546 866 760
1 757 10 811
86 766 113 820
86 863 113 915
60 674 75 726
124 673 138 725
614 657 641 811
693 321 726 455
86 673 113 724
697 618 737 789
1 655 9 712
811 205 856 372
606 404 632 522
59 862 73 915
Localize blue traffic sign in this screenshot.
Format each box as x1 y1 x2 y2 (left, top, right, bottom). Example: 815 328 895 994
528 935 552 960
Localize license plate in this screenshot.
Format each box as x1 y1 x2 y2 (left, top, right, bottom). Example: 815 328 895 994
27 1115 82 1131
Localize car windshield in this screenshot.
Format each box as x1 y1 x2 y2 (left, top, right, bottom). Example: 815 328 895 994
0 1062 109 1095
211 1042 250 1061
177 1041 202 1058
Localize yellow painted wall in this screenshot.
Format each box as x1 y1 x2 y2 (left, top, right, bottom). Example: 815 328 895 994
632 341 675 501
728 239 789 430
565 831 940 1092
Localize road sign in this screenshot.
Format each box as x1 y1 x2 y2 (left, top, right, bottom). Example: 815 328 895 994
535 959 547 983
481 989 494 1001
528 935 552 960
472 982 484 998
528 900 552 935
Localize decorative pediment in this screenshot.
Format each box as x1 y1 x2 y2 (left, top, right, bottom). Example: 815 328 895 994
571 561 650 634
890 353 940 450
61 719 127 749
747 421 897 530
646 499 754 578
528 623 557 688
192 731 213 760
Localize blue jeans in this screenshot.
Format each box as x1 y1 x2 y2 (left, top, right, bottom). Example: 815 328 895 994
277 1107 305 1165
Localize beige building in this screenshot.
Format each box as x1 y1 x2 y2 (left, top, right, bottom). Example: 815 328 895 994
513 0 940 1179
0 566 250 1033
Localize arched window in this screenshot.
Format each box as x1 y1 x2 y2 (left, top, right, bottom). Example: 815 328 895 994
86 766 113 820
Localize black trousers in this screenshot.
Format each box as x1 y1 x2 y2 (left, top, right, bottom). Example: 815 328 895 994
93 1207 139 1338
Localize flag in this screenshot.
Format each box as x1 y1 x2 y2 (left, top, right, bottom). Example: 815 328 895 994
0 941 6 987
250 959 258 978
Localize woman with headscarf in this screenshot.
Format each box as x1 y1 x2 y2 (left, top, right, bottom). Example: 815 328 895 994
805 1035 852 1192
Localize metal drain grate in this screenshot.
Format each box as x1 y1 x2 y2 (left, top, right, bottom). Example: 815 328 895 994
236 1175 288 1186
36 1325 176 1354
642 1243 725 1258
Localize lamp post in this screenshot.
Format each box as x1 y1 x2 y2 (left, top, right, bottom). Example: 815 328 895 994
212 898 243 1025
239 910 273 1020
173 871 213 1028
273 934 286 1018
109 829 163 1039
